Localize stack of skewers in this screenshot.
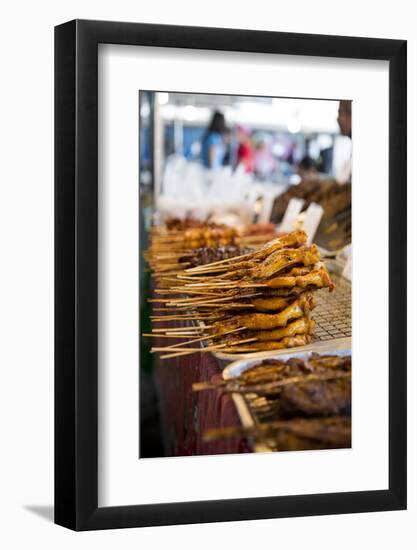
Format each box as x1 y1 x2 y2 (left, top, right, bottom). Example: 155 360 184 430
194 353 352 451
145 220 275 284
144 229 335 359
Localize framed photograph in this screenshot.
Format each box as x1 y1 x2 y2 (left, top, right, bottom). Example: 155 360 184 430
55 19 407 530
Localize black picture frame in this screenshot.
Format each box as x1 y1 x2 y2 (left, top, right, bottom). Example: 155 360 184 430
55 19 407 531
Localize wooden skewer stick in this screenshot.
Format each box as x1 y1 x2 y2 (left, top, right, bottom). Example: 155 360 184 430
148 326 246 350
185 251 253 272
177 291 260 304
156 337 257 360
178 268 232 277
184 279 243 287
154 288 222 296
151 316 221 322
153 342 229 355
169 293 253 304
149 329 202 335
148 292 220 303
176 274 221 280
151 288 263 307
151 332 209 338
151 325 209 332
150 313 218 319
152 303 243 312
177 284 242 292
183 259 254 276
151 307 187 312
213 347 256 354
143 333 209 339
167 291 224 299
150 312 218 318
152 334 200 338
176 281 268 291
148 298 177 303
159 344 250 360
167 293 224 300
171 303 252 310
150 332 206 339
192 380 226 391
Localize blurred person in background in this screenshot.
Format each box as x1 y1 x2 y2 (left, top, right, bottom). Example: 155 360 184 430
285 141 297 165
201 110 227 170
337 100 352 138
235 125 254 173
336 100 352 183
222 127 232 166
297 155 318 180
254 137 277 180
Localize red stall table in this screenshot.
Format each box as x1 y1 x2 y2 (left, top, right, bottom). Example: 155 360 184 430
153 323 251 457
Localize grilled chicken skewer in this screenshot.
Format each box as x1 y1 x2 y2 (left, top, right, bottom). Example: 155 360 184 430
145 230 335 357
184 229 308 273
193 355 351 391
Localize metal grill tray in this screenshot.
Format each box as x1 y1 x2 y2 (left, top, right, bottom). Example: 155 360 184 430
214 258 351 362
223 347 351 453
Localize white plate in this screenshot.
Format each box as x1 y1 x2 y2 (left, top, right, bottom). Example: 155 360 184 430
223 347 351 379
215 336 351 363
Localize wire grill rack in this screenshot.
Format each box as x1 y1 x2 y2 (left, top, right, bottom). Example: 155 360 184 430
312 272 351 341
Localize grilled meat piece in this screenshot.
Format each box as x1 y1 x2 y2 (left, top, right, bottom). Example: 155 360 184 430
219 354 351 416
178 245 253 267
215 355 351 391
250 245 321 279
278 376 351 417
165 217 209 231
217 292 316 332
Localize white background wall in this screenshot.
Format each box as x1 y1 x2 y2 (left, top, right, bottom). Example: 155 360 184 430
0 1 415 547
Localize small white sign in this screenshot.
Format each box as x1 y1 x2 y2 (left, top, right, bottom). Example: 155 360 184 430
303 202 324 244
280 197 304 233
